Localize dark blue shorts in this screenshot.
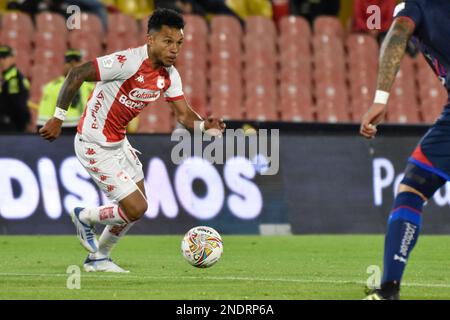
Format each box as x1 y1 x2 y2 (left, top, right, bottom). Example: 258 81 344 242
409 104 450 180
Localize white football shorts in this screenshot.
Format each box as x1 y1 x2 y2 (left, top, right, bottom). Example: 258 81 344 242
74 133 145 202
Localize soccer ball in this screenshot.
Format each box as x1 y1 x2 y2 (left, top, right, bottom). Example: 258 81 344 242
181 226 223 268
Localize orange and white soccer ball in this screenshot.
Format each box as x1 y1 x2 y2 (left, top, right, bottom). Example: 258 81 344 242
181 226 223 268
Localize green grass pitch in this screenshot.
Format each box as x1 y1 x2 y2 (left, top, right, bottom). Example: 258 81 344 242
1 235 450 300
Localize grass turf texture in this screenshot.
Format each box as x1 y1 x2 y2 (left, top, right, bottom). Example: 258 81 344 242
1 235 450 300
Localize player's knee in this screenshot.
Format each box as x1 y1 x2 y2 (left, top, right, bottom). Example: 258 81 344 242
397 184 427 201
124 201 148 221
399 163 445 201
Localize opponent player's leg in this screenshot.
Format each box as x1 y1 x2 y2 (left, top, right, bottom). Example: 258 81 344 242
366 162 445 300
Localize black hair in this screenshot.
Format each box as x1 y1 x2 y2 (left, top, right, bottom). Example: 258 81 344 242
147 8 185 34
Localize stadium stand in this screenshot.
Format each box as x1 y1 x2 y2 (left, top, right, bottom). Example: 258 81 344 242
0 7 447 132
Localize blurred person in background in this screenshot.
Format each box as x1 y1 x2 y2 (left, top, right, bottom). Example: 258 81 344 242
225 0 273 20
0 45 31 132
155 0 242 22
351 0 419 57
37 50 94 133
289 0 340 25
351 0 397 43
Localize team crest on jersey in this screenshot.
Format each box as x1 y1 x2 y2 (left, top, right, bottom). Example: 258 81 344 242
129 88 161 102
157 76 165 89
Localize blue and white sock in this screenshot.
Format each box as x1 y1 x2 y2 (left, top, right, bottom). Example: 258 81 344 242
382 192 424 285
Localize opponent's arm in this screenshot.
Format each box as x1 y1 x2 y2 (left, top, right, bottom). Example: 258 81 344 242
39 61 98 142
360 17 416 139
169 98 225 135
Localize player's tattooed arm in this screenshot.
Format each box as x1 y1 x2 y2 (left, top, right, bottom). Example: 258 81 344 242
360 17 416 139
376 17 416 92
56 61 98 110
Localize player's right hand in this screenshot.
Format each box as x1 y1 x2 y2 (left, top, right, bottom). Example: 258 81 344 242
360 103 387 139
39 117 63 142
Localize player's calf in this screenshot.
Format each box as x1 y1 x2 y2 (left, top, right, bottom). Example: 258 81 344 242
118 189 148 222
376 162 445 299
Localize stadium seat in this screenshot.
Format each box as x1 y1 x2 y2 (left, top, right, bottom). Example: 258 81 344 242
210 15 243 37
32 47 65 71
209 67 244 120
278 34 311 57
279 44 311 75
107 12 138 36
177 67 208 116
386 56 420 124
313 16 344 39
246 16 276 38
136 100 174 133
75 38 104 61
2 12 33 33
315 83 350 123
415 55 448 124
183 15 208 37
346 34 379 122
279 15 311 39
34 31 67 51
79 13 103 36
279 82 314 122
244 96 278 121
106 35 139 53
15 53 31 77
36 12 67 34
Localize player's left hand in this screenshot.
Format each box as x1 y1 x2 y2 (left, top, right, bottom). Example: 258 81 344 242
39 117 63 142
204 117 226 136
360 103 387 139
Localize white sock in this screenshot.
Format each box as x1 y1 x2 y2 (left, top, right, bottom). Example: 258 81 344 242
90 222 136 260
80 205 130 226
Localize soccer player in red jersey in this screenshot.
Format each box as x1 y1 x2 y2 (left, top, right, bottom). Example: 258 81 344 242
40 8 225 272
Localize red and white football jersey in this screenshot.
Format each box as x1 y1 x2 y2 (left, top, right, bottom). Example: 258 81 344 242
77 45 184 146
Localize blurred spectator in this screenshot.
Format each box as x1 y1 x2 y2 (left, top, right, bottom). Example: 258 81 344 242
225 0 272 20
155 0 241 21
351 0 419 57
0 45 31 133
153 0 184 12
66 0 109 31
272 0 290 24
37 50 94 132
351 0 397 40
289 0 340 25
7 0 108 31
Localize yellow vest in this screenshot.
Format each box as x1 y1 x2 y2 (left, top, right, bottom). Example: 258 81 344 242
38 77 95 127
226 0 273 19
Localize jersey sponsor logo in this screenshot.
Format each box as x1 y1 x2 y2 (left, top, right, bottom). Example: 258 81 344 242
91 90 104 129
116 54 127 68
119 94 147 110
128 88 161 102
